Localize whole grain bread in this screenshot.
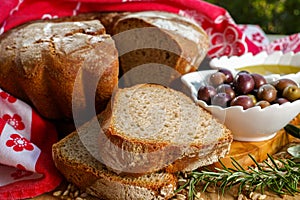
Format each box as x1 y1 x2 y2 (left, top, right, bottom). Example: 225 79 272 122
100 84 233 175
0 20 119 121
52 116 177 200
111 11 209 87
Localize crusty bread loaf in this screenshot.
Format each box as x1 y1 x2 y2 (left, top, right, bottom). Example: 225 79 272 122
49 11 209 89
0 20 119 121
0 11 208 122
100 84 233 175
111 11 209 87
48 12 128 35
52 116 177 200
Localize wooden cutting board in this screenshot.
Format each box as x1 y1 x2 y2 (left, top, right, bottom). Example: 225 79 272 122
213 115 300 169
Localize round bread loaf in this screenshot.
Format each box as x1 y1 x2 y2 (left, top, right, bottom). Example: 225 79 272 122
0 20 119 121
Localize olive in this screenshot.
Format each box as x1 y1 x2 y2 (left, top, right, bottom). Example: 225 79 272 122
256 100 271 108
251 73 267 89
233 73 255 94
272 78 297 93
274 97 289 105
218 68 234 84
197 85 217 104
209 72 226 87
216 84 235 100
237 70 250 75
211 93 231 108
282 85 300 101
230 95 254 110
257 84 277 102
247 94 257 104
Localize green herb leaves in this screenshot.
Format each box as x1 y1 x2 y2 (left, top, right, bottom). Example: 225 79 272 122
176 154 300 200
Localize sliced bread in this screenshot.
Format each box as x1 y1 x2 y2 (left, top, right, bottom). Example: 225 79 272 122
52 116 177 200
111 11 209 87
100 84 233 175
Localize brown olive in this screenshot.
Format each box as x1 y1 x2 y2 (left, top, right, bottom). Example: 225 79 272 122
230 95 254 110
197 85 217 104
272 78 297 93
282 85 300 101
233 73 255 94
256 100 271 108
237 70 250 75
218 68 234 84
211 93 231 108
274 97 289 105
257 84 277 102
251 73 267 89
216 84 235 100
209 72 226 87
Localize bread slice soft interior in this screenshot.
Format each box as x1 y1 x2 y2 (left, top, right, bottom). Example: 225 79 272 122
111 11 209 88
52 116 177 200
100 83 233 175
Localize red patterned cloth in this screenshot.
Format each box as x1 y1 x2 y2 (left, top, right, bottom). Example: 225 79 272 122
0 89 62 200
0 0 299 199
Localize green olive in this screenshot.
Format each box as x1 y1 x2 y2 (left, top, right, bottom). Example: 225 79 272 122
282 85 300 101
247 94 257 104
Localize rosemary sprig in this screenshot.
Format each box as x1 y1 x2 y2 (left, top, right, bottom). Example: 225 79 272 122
176 154 300 200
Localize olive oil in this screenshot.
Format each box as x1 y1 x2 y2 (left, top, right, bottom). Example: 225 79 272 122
238 65 300 75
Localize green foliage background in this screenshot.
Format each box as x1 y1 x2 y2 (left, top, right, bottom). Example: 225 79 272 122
205 0 300 35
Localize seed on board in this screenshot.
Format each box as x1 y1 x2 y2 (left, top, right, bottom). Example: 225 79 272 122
62 189 69 196
80 192 88 198
52 190 62 197
74 190 79 197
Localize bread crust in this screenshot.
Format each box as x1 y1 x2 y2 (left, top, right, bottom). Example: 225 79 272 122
52 124 178 200
0 20 119 121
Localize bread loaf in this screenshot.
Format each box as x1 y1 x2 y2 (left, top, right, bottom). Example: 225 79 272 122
100 84 233 175
52 116 177 200
111 11 209 87
0 20 119 121
49 11 209 88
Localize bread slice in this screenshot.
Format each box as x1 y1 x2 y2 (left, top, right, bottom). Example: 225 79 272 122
100 84 233 175
111 11 209 87
52 116 177 200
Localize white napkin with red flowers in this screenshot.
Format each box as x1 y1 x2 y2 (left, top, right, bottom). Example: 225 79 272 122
0 0 300 199
0 88 62 199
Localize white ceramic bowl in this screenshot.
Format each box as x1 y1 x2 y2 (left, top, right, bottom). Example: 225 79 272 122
209 51 300 74
181 68 300 142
